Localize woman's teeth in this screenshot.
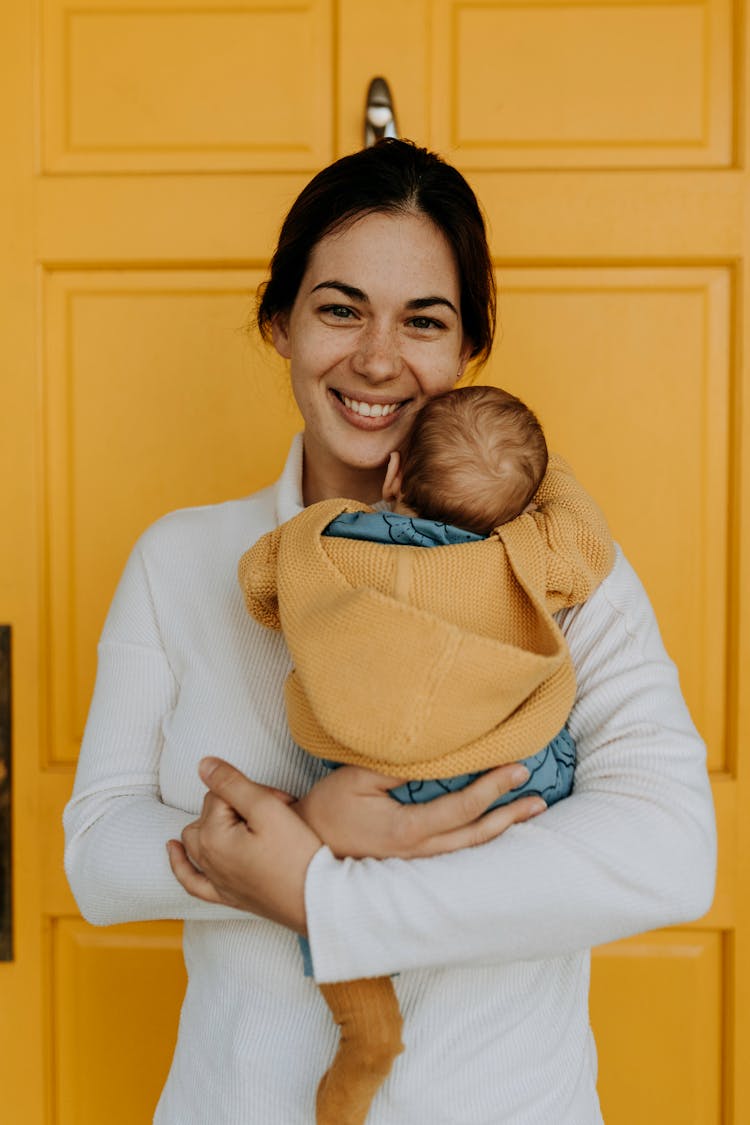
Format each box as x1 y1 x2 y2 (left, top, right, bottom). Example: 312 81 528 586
341 395 400 418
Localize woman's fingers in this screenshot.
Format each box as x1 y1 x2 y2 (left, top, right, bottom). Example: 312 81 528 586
166 758 322 929
410 794 547 859
166 839 224 903
297 762 547 860
399 762 535 841
180 791 238 872
179 758 544 870
198 757 289 827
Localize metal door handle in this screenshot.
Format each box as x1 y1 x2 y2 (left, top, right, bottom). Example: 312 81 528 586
364 77 399 146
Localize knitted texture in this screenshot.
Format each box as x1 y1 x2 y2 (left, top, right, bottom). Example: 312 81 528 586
316 977 404 1125
239 455 614 779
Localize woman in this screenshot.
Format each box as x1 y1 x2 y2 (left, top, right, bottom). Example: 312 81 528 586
64 140 716 1125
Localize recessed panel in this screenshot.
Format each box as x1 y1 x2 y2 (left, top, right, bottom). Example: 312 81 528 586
481 267 730 768
590 930 723 1124
432 0 732 167
53 918 186 1125
42 0 333 172
43 270 300 761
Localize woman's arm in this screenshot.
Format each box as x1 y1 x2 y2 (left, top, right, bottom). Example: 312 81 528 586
302 547 716 982
63 538 261 926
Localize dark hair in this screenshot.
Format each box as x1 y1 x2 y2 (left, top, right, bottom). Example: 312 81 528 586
256 139 495 366
399 386 548 535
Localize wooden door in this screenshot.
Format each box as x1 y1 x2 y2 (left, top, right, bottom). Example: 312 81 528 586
1 0 747 1121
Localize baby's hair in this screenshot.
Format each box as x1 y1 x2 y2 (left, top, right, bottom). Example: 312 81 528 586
399 386 548 536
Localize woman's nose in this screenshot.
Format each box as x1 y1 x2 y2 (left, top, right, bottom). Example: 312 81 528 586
351 324 402 382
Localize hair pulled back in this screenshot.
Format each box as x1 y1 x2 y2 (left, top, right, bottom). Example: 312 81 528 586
256 139 495 366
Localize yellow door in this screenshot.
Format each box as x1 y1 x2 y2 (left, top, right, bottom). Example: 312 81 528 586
1 0 747 1121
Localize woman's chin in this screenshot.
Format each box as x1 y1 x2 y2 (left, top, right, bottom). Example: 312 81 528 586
324 420 401 466
341 440 399 474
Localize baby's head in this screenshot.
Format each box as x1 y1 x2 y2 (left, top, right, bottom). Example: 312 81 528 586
386 386 548 536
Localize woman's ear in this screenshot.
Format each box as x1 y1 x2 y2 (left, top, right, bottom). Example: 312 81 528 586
456 338 473 383
382 450 404 504
270 313 292 359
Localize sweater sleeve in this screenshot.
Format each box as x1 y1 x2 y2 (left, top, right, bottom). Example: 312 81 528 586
304 547 717 982
63 538 257 926
529 453 615 611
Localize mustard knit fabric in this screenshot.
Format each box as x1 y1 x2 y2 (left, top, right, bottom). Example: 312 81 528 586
238 455 614 780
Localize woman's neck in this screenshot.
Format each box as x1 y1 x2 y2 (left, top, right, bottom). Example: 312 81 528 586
301 446 386 507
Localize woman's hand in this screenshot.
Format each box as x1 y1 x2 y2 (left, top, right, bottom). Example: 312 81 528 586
295 763 546 860
167 758 322 935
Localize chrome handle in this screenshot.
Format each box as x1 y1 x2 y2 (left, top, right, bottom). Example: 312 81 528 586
364 77 399 146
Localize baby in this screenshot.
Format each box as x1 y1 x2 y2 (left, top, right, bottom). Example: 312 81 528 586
239 385 614 1125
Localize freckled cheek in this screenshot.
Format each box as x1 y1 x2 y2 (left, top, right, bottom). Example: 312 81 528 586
297 335 354 378
289 348 343 389
414 357 465 396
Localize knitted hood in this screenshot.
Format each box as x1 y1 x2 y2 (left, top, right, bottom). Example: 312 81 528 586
239 462 612 778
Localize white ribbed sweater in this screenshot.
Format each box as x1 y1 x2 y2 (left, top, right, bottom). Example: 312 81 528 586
64 435 716 1125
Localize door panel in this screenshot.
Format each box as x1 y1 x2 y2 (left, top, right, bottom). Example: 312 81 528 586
42 0 334 173
42 268 295 763
430 0 733 168
590 931 724 1125
2 1 747 1122
52 920 185 1125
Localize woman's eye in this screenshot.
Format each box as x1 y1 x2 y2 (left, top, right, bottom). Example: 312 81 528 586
321 304 356 320
409 316 443 330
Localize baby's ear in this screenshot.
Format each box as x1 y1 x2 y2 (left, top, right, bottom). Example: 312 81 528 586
382 450 403 504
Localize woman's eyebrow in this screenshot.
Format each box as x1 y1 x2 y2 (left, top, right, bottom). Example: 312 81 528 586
406 296 458 316
310 282 458 317
310 280 367 301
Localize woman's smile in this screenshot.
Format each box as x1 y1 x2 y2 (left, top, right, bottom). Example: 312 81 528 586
330 388 409 426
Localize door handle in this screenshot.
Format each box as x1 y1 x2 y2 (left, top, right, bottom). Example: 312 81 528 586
364 77 399 146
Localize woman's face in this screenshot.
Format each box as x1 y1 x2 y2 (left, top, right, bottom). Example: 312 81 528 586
272 209 471 503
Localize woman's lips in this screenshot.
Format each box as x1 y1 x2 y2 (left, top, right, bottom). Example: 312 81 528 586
341 394 400 418
330 389 409 429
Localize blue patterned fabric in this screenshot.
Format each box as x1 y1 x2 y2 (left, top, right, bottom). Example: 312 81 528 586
324 510 482 547
387 726 576 811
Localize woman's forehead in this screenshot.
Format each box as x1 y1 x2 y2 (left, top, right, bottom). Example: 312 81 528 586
303 211 461 298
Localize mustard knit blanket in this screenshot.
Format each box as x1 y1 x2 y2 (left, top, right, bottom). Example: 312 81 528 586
238 455 614 780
